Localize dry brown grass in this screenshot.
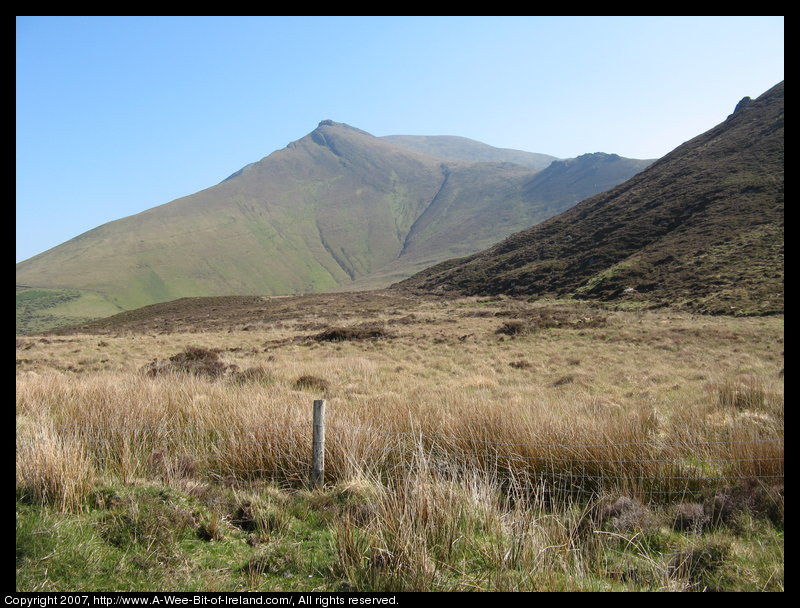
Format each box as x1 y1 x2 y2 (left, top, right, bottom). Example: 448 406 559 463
16 412 96 512
16 297 783 511
14 299 785 592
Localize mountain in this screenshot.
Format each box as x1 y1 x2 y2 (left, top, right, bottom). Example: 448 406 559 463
336 150 653 292
16 121 652 333
397 82 784 316
380 134 558 170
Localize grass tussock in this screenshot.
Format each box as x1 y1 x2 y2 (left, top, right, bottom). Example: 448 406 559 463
143 346 238 379
293 375 331 393
494 308 607 337
16 415 95 513
714 376 777 411
311 324 392 342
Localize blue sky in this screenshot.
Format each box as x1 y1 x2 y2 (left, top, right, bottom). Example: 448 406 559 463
16 16 784 263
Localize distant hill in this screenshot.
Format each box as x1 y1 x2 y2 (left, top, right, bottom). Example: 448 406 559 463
397 82 784 316
338 151 654 292
16 121 652 333
380 134 558 170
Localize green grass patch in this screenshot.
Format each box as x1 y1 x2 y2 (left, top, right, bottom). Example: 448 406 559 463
16 287 123 335
574 260 636 295
16 474 784 592
16 481 343 592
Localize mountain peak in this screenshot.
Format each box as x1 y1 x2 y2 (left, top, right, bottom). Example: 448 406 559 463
559 152 623 165
537 152 650 178
314 119 370 134
309 120 376 145
727 96 753 119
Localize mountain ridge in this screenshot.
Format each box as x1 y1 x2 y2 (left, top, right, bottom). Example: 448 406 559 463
396 81 784 316
380 133 559 170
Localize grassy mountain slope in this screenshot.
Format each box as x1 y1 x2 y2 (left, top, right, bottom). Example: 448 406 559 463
16 121 651 333
398 82 784 316
17 122 442 303
15 286 125 335
339 152 655 291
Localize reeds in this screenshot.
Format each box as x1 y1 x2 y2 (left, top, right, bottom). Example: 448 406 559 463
15 358 783 510
16 413 95 512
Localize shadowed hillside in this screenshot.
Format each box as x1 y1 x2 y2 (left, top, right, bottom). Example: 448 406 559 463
397 82 784 316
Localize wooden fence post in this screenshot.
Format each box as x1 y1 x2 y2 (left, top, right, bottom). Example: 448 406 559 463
311 399 326 489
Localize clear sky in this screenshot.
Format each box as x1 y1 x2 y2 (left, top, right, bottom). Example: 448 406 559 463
16 16 784 263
